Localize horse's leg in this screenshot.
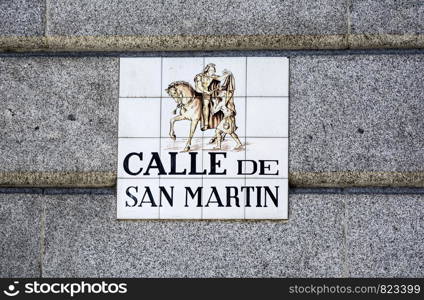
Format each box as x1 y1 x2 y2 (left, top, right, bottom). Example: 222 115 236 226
183 118 200 152
169 115 184 140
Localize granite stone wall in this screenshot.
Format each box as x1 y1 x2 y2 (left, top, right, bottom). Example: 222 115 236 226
0 0 423 278
1 0 423 51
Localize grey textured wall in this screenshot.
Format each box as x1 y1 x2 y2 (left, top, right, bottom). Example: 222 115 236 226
0 0 423 50
0 0 423 278
1 190 423 277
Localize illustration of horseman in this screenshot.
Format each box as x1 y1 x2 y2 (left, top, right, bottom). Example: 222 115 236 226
194 63 228 131
165 63 243 151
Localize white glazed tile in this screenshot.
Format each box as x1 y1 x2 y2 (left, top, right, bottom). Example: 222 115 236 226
117 178 160 219
119 98 161 137
159 178 203 219
202 178 245 219
203 97 246 138
161 97 203 138
245 138 288 178
118 56 290 220
160 138 203 178
120 58 161 97
246 97 289 137
117 138 160 178
245 178 288 219
204 57 246 97
162 57 203 97
246 57 289 97
202 143 246 178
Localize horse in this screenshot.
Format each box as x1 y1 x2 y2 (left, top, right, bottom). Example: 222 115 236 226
165 81 203 152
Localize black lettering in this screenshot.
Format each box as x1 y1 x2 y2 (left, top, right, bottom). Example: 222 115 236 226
259 160 279 175
238 160 257 175
209 152 227 175
169 152 187 175
144 152 166 175
123 152 143 176
226 186 240 207
205 186 224 207
241 186 254 207
159 186 173 207
185 186 203 207
139 187 157 207
255 186 262 207
125 186 138 207
189 152 206 175
264 186 279 207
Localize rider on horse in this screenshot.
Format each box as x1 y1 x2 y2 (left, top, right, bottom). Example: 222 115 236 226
194 63 231 131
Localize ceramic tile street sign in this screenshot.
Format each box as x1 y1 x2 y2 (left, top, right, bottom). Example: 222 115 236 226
117 57 289 219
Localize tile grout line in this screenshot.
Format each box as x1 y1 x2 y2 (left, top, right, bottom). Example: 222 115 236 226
159 57 163 219
117 55 121 219
118 177 288 179
118 136 289 139
244 56 248 219
201 57 205 219
1 187 424 195
119 96 289 98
